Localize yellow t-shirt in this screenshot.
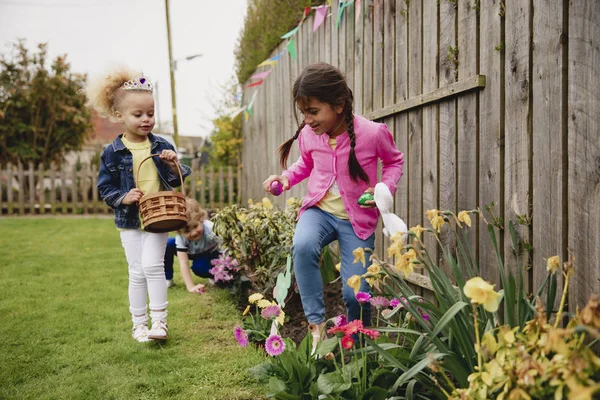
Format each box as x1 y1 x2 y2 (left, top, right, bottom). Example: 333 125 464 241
316 138 349 220
121 136 161 196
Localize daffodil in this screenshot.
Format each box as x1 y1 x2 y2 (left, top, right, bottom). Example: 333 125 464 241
546 255 560 274
458 211 472 227
367 264 381 275
410 224 425 239
387 233 404 259
395 249 416 278
464 277 501 312
426 209 439 220
431 215 446 233
335 262 341 272
347 275 362 294
353 247 366 267
242 305 251 316
248 293 264 304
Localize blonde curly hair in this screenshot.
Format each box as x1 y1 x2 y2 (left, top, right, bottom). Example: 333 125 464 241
181 198 208 234
84 67 142 122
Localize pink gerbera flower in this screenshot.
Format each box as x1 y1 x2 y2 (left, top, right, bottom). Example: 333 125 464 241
327 325 346 336
390 298 401 309
334 314 347 327
261 305 281 320
343 320 364 336
370 296 390 309
361 328 381 340
234 325 248 347
341 335 355 350
356 292 372 304
265 334 286 356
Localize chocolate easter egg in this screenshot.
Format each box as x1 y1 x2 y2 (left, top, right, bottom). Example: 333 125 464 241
357 192 374 205
270 180 283 196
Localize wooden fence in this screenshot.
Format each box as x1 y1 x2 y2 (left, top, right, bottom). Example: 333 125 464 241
240 0 600 309
0 162 241 215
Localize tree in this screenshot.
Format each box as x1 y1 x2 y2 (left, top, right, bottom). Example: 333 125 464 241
207 79 243 167
0 40 92 167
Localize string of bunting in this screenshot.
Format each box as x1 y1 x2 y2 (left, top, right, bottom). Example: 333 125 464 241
231 0 361 121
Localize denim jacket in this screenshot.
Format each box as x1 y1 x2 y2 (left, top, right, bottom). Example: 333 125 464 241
97 133 192 229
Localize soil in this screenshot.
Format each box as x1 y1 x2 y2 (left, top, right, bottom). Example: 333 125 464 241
278 279 347 344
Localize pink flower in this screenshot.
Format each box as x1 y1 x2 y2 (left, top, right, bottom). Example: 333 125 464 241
327 325 346 336
370 296 390 309
265 334 286 356
361 328 381 340
356 292 372 304
234 325 248 347
421 312 430 321
334 314 347 327
341 335 355 350
390 298 401 308
343 320 364 336
261 305 281 320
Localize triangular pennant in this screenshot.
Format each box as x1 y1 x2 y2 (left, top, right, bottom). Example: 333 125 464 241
336 0 354 29
303 6 311 19
281 25 300 39
313 5 327 32
287 39 297 61
230 106 245 119
355 0 361 23
245 79 263 89
250 70 272 80
257 59 277 67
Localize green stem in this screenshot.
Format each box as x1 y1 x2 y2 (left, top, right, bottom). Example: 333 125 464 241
472 302 482 372
554 271 570 328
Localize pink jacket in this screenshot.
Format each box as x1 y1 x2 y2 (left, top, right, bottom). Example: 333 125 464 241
282 115 404 240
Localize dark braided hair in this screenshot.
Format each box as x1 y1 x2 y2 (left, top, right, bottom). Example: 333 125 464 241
278 63 369 184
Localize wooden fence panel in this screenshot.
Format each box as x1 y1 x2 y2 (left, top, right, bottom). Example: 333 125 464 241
568 0 600 309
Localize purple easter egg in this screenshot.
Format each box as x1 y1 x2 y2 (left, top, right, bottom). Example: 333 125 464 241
270 180 283 196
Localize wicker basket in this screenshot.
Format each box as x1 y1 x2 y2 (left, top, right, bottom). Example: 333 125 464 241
136 154 187 233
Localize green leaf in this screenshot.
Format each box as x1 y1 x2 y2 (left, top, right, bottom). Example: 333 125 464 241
248 362 281 381
431 301 469 338
391 353 445 391
316 337 339 356
316 371 352 395
358 386 389 400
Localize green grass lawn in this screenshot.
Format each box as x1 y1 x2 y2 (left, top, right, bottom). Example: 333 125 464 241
0 218 267 400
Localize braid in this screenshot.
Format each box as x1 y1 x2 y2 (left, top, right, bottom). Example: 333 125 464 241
346 106 370 184
278 122 305 168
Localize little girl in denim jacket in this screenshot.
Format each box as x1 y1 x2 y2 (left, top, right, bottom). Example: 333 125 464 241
86 68 191 342
263 63 404 350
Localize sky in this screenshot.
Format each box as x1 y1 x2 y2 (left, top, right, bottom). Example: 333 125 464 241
0 0 248 138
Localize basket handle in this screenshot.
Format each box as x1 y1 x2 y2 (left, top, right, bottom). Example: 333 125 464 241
136 154 185 196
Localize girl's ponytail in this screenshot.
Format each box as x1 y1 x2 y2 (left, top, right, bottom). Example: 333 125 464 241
345 103 370 184
278 122 305 169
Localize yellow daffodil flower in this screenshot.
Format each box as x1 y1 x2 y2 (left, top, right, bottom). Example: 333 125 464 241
347 275 362 294
395 249 416 278
546 255 560 274
387 233 404 259
426 209 439 221
367 264 381 275
248 293 264 304
410 224 425 239
458 210 472 227
464 277 501 313
353 247 366 267
431 215 446 233
242 305 251 316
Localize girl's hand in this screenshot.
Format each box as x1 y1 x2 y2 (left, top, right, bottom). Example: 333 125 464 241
188 283 206 295
122 188 144 205
159 149 178 170
359 187 377 209
263 175 290 192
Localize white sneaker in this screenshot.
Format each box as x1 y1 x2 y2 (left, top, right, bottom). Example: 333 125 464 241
309 322 326 357
148 320 168 340
132 324 152 343
166 279 174 288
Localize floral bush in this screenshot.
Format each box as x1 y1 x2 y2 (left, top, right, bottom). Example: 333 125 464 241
238 206 600 400
212 197 301 293
234 292 285 346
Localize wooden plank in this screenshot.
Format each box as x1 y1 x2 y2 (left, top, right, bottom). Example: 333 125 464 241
363 0 374 114
457 0 479 272
17 161 24 215
208 165 215 210
345 0 355 94
438 0 457 273
532 0 564 304
479 0 504 283
219 167 224 209
60 166 67 213
422 0 439 279
365 75 486 120
393 0 409 237
338 0 347 75
28 162 35 212
504 0 532 291
70 165 76 215
331 0 339 73
325 3 332 65
91 166 99 214
568 0 600 310
37 163 44 214
353 0 364 115
199 166 206 207
407 0 422 231
50 164 56 214
7 163 13 214
228 166 233 204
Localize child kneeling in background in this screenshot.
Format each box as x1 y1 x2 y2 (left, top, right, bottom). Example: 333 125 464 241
163 198 221 294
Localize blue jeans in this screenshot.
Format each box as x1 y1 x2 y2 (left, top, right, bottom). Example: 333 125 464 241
163 237 219 280
293 207 375 326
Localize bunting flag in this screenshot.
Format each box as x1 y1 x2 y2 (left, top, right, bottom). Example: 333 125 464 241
257 59 277 67
245 79 264 89
281 25 300 39
313 5 327 31
250 70 272 80
230 106 245 119
287 39 297 61
336 0 354 29
355 0 361 23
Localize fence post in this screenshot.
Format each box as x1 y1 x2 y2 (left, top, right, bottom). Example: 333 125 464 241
28 162 35 213
199 166 205 206
218 167 224 209
71 165 77 215
50 164 56 214
37 163 44 214
208 165 215 210
228 166 233 205
7 163 13 215
17 161 24 215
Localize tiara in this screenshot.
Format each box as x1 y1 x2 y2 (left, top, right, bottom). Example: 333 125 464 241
122 76 153 92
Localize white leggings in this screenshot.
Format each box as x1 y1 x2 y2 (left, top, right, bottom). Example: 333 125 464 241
120 230 169 318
